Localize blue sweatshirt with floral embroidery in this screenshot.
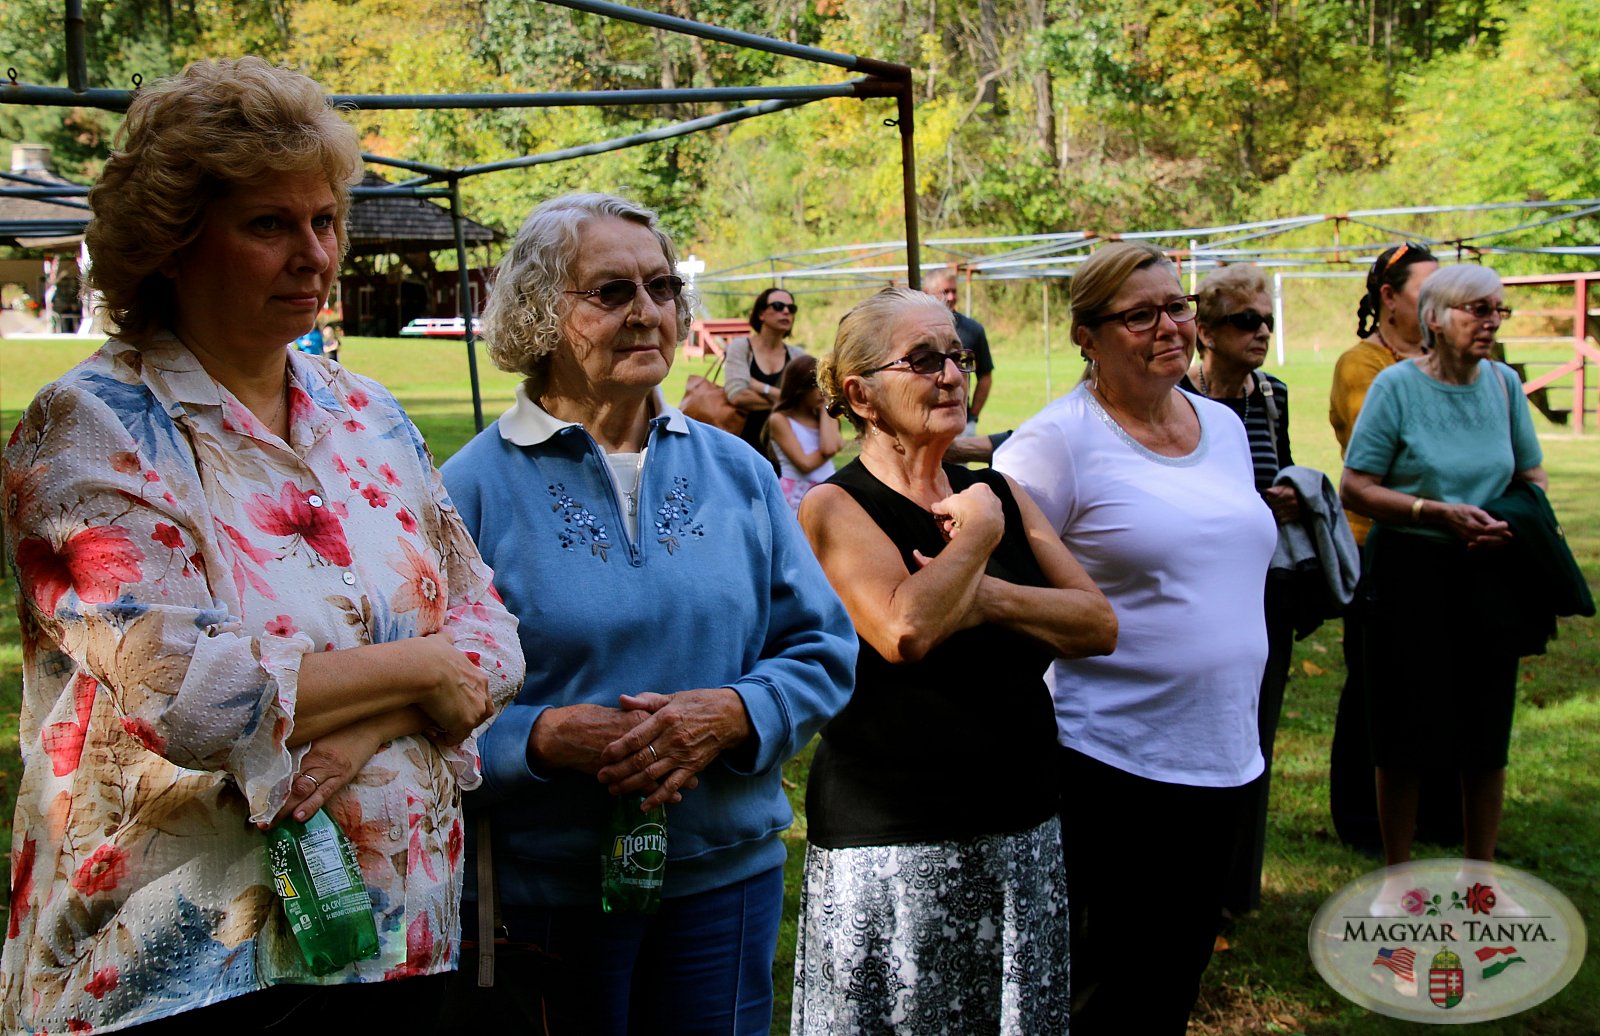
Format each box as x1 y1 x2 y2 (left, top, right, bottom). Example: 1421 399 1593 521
441 392 856 908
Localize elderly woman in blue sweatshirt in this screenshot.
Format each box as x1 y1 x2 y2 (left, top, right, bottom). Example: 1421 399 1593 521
440 193 856 1036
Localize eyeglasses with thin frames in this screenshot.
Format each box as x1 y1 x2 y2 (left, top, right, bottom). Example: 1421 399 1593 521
867 348 977 376
1087 295 1198 334
1452 301 1513 322
564 275 684 309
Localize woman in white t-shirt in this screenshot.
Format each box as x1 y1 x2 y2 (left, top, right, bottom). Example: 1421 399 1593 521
762 353 842 512
995 241 1277 1036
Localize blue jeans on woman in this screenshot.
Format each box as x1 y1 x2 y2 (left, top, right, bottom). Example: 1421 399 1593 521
461 865 784 1036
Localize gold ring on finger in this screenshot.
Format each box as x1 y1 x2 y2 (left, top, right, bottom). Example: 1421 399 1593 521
646 744 659 764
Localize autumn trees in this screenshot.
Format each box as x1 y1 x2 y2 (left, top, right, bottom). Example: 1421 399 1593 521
2 0 1595 271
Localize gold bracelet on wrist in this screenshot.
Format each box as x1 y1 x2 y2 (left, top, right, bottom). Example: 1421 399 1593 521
1410 496 1425 522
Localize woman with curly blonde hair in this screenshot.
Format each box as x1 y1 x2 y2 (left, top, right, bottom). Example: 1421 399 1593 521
2 58 522 1033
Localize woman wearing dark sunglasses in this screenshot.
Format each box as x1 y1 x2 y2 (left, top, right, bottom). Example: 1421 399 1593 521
1181 264 1303 928
993 242 1278 1034
440 193 855 1035
792 288 1115 1034
723 286 809 451
1341 263 1546 868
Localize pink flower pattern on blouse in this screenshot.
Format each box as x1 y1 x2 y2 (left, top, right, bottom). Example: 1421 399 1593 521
0 336 522 1033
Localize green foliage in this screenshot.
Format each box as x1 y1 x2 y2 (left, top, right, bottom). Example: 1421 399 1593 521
1 0 1596 272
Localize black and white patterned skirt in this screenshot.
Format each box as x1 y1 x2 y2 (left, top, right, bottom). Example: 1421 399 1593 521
790 817 1069 1035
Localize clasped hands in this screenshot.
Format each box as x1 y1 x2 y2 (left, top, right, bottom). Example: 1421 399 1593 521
1443 502 1512 549
532 688 752 811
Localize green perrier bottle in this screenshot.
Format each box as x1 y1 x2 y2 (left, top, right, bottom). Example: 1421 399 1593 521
268 809 380 974
602 795 667 914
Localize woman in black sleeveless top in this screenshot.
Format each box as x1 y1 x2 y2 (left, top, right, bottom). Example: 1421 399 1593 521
791 288 1117 1035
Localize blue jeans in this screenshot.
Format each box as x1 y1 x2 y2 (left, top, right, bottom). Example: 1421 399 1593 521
479 865 784 1036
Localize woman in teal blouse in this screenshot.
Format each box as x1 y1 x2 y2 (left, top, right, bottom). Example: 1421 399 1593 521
1340 263 1546 867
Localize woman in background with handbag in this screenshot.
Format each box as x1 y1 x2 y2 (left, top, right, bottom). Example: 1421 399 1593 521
1340 263 1546 866
723 287 808 451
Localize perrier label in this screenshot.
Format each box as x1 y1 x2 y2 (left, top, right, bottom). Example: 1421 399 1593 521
602 795 668 914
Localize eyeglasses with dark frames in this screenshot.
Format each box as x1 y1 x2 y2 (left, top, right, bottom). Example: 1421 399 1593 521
564 275 684 309
1087 295 1198 334
766 300 799 314
1452 301 1513 322
867 348 978 376
1220 310 1274 333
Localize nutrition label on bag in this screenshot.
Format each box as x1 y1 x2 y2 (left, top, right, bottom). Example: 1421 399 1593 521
301 824 356 896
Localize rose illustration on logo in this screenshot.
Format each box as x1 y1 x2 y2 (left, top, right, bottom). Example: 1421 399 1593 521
1310 861 1588 1024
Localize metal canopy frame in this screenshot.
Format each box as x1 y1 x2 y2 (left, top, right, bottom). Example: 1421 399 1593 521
1 0 920 431
690 199 1600 409
695 199 1600 293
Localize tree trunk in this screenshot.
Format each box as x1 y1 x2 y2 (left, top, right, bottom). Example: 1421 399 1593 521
670 0 715 86
978 0 1002 115
1024 0 1058 167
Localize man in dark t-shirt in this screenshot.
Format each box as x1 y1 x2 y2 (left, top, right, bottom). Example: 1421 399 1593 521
924 269 994 434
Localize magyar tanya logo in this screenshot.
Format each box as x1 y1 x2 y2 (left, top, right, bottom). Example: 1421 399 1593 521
1309 860 1586 1024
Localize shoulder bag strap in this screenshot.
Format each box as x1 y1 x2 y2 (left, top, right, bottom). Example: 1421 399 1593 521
1257 374 1284 467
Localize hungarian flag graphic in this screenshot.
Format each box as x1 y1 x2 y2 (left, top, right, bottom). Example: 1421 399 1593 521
1476 945 1528 979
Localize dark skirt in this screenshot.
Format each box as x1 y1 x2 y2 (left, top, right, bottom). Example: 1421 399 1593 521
1360 527 1520 771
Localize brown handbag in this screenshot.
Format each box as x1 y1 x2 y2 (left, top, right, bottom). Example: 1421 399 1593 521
679 357 746 434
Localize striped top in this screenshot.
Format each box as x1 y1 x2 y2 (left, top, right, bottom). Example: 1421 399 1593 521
1180 372 1292 492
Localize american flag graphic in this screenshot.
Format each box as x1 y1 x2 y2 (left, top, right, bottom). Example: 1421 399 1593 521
1374 946 1417 981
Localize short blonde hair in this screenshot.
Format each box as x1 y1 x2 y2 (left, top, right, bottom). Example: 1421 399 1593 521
817 287 950 433
86 57 361 346
481 193 695 394
1070 241 1175 345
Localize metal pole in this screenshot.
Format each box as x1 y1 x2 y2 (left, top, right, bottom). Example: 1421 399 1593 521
64 0 87 93
1273 272 1286 366
1043 281 1052 401
449 179 485 433
538 0 906 76
897 83 921 289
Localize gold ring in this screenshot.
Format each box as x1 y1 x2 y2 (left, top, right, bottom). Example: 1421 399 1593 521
302 773 320 788
646 744 659 764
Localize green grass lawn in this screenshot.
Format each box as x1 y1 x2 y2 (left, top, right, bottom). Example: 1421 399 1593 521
2 334 1597 1034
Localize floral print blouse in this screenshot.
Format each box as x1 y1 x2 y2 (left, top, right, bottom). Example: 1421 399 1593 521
1 335 522 1034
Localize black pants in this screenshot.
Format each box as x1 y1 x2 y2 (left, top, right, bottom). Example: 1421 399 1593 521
1060 748 1247 1035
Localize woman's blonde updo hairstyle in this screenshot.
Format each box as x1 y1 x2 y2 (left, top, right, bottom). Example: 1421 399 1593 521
1194 264 1270 350
86 57 362 346
481 192 695 395
1070 241 1175 342
817 287 950 433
